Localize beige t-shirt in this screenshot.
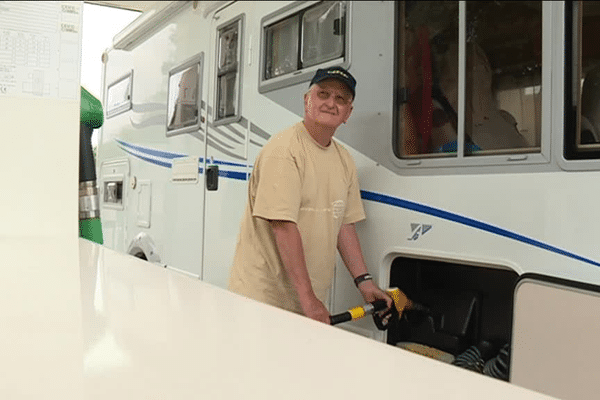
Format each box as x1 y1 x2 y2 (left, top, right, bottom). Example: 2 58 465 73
228 121 366 313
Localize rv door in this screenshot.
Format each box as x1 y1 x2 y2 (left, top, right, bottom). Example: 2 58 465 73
202 4 250 287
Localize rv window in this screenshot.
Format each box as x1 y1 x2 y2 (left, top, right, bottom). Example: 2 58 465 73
166 54 203 136
464 1 541 157
394 1 543 164
106 72 132 118
215 17 242 123
397 1 459 157
219 23 238 72
264 16 299 80
167 64 199 132
260 1 349 91
218 72 236 118
301 1 345 68
565 1 600 159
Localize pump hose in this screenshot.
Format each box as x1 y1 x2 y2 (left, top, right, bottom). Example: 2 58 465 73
79 87 104 244
452 342 510 381
482 343 510 381
451 345 485 373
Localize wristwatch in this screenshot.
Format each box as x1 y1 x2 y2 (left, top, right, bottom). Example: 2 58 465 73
354 273 373 287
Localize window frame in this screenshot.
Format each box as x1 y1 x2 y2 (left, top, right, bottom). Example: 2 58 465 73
300 1 346 68
165 53 204 137
213 14 244 127
391 1 552 172
106 70 133 118
258 0 351 94
562 1 600 163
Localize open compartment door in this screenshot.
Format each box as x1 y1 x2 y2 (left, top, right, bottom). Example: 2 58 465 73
512 273 600 399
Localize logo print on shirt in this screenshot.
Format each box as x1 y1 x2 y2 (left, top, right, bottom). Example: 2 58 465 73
332 200 345 219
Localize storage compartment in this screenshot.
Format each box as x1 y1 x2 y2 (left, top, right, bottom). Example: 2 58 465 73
388 257 518 381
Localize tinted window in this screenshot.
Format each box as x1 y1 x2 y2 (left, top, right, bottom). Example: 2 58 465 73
167 64 199 131
106 72 132 118
216 18 242 122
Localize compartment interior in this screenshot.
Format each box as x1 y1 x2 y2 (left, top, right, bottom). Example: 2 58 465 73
387 257 518 380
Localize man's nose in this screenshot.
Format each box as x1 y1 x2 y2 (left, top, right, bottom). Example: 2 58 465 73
323 95 335 107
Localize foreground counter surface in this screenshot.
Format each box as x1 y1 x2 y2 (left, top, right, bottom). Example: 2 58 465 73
0 238 556 399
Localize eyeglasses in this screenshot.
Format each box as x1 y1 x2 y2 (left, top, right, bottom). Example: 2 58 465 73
315 89 352 106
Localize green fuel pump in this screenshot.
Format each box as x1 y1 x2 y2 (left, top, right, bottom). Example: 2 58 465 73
79 87 104 244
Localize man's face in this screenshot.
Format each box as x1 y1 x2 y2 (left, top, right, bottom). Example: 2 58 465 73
304 79 354 129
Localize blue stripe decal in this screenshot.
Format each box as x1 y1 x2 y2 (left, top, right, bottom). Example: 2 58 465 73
120 146 173 169
116 141 243 180
116 139 248 168
361 190 600 268
218 169 247 180
116 139 199 161
210 159 247 168
116 138 598 267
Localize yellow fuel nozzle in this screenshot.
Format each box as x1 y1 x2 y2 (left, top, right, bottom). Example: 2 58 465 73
386 287 409 317
371 288 416 330
387 287 430 316
329 288 417 329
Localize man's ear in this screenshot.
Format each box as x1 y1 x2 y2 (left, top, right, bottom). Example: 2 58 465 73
304 92 310 113
343 104 354 123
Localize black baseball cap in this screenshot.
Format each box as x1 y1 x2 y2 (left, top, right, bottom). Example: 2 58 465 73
309 66 356 99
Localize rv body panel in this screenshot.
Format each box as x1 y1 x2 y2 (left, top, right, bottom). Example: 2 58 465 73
99 3 209 277
512 274 600 400
201 2 251 288
97 2 600 397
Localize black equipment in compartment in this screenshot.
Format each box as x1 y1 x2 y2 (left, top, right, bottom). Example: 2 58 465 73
388 257 518 371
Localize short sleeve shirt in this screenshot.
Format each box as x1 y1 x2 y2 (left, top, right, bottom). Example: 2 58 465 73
228 122 365 313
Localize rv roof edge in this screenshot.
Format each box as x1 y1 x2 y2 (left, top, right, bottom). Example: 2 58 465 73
202 1 231 18
112 1 191 51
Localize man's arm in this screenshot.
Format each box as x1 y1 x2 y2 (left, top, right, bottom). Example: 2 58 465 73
269 220 330 324
337 223 392 308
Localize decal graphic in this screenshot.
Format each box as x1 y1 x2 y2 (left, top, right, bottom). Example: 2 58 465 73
408 223 432 241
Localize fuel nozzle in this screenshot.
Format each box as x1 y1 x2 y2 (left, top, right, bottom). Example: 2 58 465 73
370 287 402 330
329 299 389 326
372 288 432 330
329 287 423 330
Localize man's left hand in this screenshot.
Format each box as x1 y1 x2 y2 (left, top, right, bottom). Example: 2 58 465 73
357 280 393 311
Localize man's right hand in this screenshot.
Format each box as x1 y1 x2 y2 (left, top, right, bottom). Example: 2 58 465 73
270 220 331 325
301 296 331 325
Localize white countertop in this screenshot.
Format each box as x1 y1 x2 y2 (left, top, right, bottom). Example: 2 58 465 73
0 237 556 399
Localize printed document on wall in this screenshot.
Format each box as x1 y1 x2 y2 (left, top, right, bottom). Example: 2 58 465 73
0 1 82 100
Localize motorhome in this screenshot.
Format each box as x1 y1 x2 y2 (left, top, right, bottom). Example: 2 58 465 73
97 2 600 398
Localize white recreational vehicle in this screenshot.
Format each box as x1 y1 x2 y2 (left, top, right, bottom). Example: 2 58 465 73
97 1 600 397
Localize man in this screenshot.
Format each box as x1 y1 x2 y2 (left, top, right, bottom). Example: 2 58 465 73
228 66 392 324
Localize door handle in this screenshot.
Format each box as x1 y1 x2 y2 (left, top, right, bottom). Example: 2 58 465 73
206 165 219 191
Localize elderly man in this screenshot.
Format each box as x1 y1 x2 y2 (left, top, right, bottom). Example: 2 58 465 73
228 66 391 324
